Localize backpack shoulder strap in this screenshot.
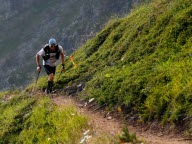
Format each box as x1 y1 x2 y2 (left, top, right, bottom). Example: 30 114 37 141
55 45 61 59
55 45 59 51
42 44 50 61
43 44 50 53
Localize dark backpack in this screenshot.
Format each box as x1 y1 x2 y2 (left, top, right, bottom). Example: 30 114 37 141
42 44 61 61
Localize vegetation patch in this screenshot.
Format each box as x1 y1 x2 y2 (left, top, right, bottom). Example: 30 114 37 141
0 91 87 143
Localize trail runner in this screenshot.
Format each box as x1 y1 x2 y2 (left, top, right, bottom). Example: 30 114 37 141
36 38 65 94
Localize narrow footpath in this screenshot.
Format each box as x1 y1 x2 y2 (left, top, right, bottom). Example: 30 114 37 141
53 95 191 144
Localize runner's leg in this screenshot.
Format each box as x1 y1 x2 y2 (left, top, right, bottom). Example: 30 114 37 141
44 65 56 94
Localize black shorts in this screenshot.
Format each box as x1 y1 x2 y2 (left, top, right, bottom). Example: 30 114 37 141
44 65 56 75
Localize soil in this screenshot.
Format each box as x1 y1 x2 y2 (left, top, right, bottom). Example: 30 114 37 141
53 95 192 144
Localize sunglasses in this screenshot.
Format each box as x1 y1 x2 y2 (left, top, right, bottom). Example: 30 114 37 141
50 44 55 48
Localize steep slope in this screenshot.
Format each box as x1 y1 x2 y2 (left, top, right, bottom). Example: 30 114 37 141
0 0 140 90
34 0 192 135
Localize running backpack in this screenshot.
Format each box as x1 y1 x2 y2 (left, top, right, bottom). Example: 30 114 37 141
42 44 60 61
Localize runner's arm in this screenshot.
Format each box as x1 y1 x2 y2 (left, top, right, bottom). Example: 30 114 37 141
61 52 65 65
58 45 64 65
36 54 40 66
36 48 45 67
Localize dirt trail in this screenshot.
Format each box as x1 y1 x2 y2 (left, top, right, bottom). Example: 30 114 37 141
53 96 191 144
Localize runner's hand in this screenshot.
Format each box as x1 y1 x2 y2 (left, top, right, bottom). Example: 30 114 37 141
37 65 41 72
62 64 65 71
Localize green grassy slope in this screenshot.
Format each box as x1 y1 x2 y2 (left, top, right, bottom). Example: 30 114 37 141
33 0 192 134
0 91 87 143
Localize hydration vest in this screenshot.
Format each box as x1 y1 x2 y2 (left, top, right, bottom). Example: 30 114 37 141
42 44 60 61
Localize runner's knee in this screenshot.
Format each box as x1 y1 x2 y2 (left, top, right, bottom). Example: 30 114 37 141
49 73 54 81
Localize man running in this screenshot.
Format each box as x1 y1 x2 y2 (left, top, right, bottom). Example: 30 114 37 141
36 38 65 94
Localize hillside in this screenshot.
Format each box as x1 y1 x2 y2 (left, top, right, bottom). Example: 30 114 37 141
0 0 192 143
0 0 140 90
34 0 192 135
